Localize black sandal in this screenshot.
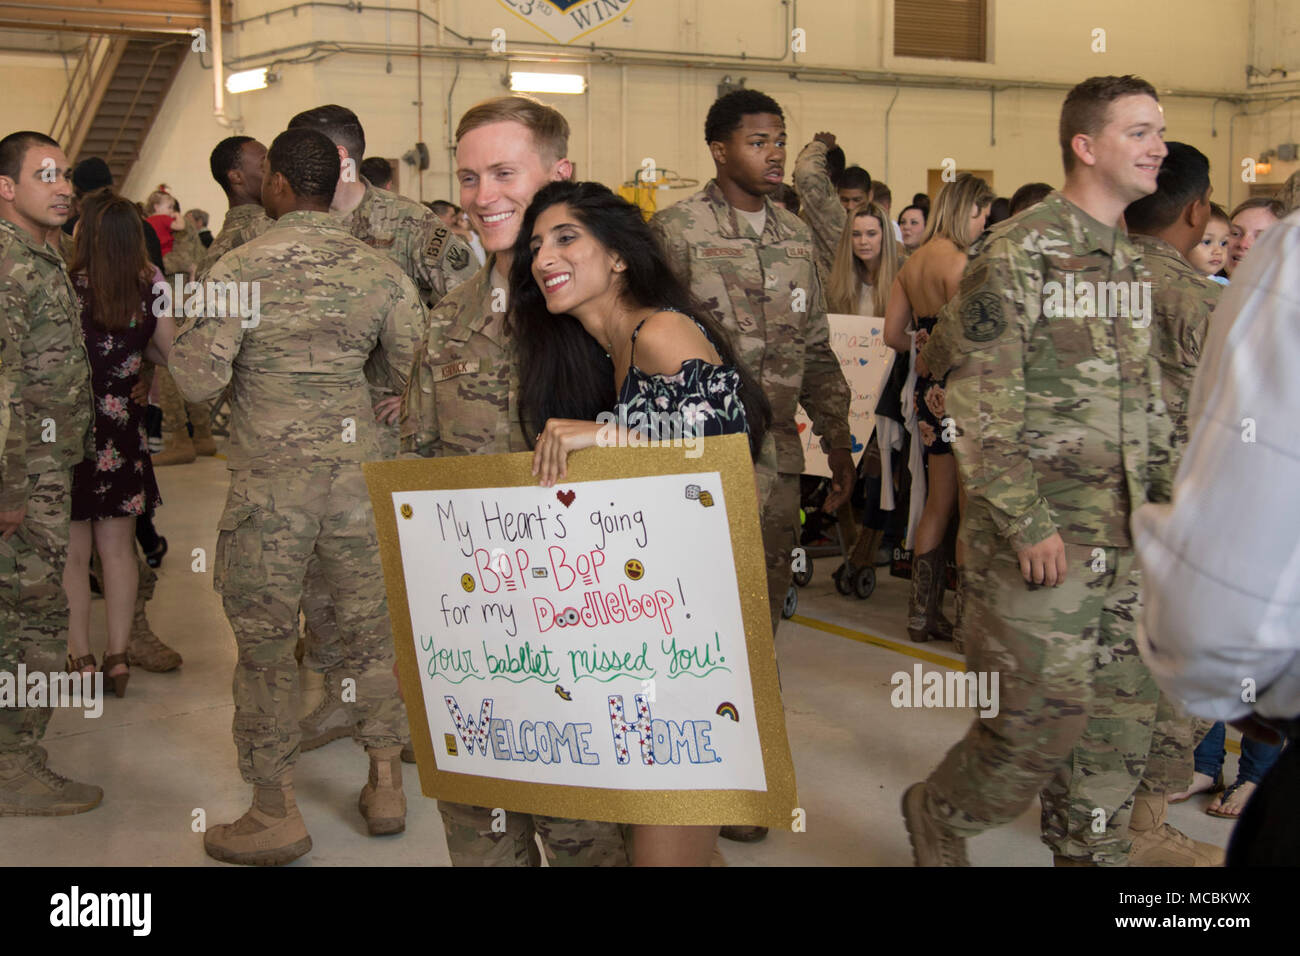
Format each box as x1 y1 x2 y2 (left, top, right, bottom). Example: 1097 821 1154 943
1206 780 1253 819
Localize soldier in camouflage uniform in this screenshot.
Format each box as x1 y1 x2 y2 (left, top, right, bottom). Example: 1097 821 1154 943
169 128 425 865
400 95 629 866
1121 142 1224 866
0 132 102 815
197 136 272 281
650 90 854 642
285 108 477 753
650 89 853 846
902 76 1176 867
792 132 848 287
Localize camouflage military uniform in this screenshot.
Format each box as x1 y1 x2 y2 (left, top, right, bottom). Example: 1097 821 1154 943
918 191 1174 865
298 181 475 677
792 140 846 288
296 181 479 668
650 180 852 634
197 204 272 280
1129 233 1221 797
400 258 629 866
168 210 425 787
0 218 94 755
342 179 476 315
163 222 204 278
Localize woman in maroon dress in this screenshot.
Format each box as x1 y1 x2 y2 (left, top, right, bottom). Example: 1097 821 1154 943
62 192 175 696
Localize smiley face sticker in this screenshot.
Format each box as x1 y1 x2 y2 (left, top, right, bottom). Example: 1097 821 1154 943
460 573 475 593
624 559 645 581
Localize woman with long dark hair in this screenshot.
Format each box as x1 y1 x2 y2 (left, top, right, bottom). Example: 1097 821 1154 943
63 191 175 696
509 180 771 866
511 180 770 482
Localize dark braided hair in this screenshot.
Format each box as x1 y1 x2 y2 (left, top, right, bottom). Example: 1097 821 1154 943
267 128 340 203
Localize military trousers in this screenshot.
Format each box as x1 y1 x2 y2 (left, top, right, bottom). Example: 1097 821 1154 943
0 470 73 754
154 366 189 441
761 473 801 637
1139 692 1212 795
923 538 1159 864
213 463 405 786
299 421 399 673
437 800 628 867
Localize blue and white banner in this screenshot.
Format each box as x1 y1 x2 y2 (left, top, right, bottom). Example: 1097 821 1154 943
498 0 639 45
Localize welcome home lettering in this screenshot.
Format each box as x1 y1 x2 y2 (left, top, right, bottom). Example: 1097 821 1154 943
444 693 720 767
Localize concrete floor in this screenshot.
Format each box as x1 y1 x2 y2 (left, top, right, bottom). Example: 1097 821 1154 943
6 447 1242 866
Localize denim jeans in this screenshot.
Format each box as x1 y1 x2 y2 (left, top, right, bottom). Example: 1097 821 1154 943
1193 721 1283 784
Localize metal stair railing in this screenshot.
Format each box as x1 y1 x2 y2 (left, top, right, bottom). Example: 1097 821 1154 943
49 34 128 160
101 39 178 173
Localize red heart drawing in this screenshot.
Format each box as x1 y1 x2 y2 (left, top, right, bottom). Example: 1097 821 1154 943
557 489 576 507
796 422 808 434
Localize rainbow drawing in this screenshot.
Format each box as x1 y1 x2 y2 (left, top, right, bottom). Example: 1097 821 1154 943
715 702 739 722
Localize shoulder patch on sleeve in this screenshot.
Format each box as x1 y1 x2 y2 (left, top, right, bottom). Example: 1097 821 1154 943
423 223 450 263
961 290 1005 342
446 241 470 271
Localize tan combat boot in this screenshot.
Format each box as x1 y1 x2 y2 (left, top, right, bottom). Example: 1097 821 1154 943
0 748 103 816
128 600 182 672
187 401 217 456
204 779 312 866
901 782 970 866
359 745 406 835
1128 790 1225 866
299 668 353 751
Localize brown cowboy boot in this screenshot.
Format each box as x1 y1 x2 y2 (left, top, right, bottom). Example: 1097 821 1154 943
907 548 943 642
929 550 955 641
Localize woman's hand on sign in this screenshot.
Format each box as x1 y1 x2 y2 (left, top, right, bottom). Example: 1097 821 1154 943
532 418 608 487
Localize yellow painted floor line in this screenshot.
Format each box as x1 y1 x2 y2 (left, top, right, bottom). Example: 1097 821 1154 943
791 614 967 670
792 613 1242 757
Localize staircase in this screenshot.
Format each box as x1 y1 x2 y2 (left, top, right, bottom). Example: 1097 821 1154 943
51 34 188 186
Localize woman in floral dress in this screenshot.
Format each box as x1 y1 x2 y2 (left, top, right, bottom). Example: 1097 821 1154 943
509 181 771 866
63 192 175 696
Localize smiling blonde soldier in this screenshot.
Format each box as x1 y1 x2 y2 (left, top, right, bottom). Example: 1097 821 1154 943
400 96 629 867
